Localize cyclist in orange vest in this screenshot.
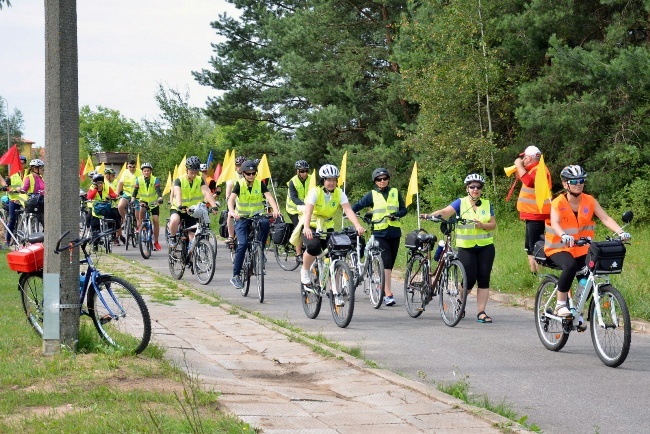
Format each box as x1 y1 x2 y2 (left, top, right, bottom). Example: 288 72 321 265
544 165 631 317
514 145 551 274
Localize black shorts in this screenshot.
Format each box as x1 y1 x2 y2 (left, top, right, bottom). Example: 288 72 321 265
524 220 545 255
170 209 198 229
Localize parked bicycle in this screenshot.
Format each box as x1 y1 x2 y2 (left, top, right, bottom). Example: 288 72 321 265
237 214 270 303
403 215 468 327
534 211 633 367
345 213 387 309
301 231 355 328
167 204 216 285
14 195 44 245
123 200 137 250
10 229 151 354
270 216 302 271
79 189 89 236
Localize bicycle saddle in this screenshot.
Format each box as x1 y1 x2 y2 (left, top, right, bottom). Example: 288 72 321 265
417 232 436 244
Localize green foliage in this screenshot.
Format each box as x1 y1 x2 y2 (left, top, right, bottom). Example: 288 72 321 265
79 105 145 155
0 95 24 142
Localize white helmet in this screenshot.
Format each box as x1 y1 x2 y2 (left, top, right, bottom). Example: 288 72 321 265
464 173 484 185
318 164 340 179
30 159 45 167
199 163 208 171
88 170 97 179
560 165 588 180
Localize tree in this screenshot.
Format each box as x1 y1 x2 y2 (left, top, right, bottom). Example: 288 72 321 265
79 105 144 155
0 97 25 141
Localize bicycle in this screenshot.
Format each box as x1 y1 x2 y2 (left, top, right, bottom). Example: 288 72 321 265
300 231 355 328
138 200 160 259
533 211 633 367
15 195 44 245
403 215 468 327
79 189 89 237
167 204 217 285
237 214 270 303
123 200 137 250
95 211 116 254
345 213 387 309
13 229 151 354
270 216 302 271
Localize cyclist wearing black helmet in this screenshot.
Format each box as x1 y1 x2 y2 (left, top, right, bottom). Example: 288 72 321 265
224 155 246 246
227 160 280 289
4 155 28 247
87 173 120 247
117 159 139 231
544 165 631 317
351 168 407 306
168 156 220 247
132 162 164 251
286 160 311 256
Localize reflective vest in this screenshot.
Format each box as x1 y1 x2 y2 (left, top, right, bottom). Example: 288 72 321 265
136 175 158 204
8 173 27 202
456 196 493 248
91 188 111 219
517 163 551 214
120 171 137 196
173 175 204 210
371 189 401 231
286 174 311 214
544 193 595 257
310 187 341 231
106 178 120 208
25 174 41 194
235 178 264 216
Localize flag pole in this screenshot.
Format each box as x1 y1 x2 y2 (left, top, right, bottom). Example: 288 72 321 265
268 175 279 210
416 192 420 231
341 181 346 227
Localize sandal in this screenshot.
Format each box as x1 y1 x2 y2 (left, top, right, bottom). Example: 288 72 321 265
477 311 492 323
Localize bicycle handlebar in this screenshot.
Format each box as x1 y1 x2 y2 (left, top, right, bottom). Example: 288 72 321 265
421 215 468 225
54 227 117 254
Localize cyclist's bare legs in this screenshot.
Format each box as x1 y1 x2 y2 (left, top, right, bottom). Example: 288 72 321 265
477 287 490 314
302 252 316 274
136 207 144 230
168 213 181 238
152 215 160 243
527 255 539 273
384 269 393 297
117 197 128 224
227 215 235 239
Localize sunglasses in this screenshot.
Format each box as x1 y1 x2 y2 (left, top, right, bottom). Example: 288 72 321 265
567 179 585 185
298 169 308 174
375 177 390 182
128 166 136 169
244 171 257 176
468 185 483 190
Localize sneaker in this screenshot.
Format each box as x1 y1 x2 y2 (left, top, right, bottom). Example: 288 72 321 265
230 275 244 289
384 295 396 306
153 242 162 251
300 268 311 285
296 254 303 264
120 235 126 244
169 236 178 248
554 304 573 317
334 295 345 307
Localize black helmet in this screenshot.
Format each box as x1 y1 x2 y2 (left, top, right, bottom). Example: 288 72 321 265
372 168 390 181
560 165 587 180
186 156 201 171
19 155 27 163
241 160 258 173
235 155 246 165
295 160 309 170
92 174 105 183
104 168 116 175
141 162 153 170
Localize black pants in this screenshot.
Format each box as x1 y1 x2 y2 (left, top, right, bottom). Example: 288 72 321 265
524 220 545 255
457 244 495 290
548 251 586 293
375 236 400 270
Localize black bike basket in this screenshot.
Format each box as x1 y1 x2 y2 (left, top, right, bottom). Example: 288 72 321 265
327 233 352 254
219 209 229 238
405 229 431 250
586 241 626 274
24 194 44 213
271 221 293 245
533 240 548 265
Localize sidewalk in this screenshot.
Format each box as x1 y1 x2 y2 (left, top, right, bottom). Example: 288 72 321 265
108 256 529 433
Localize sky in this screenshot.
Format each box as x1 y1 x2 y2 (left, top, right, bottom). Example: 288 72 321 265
0 0 238 148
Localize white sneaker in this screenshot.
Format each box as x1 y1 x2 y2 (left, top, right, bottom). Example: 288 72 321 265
300 268 311 285
554 304 572 317
335 295 345 307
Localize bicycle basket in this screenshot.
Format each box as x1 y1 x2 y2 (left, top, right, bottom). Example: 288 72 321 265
93 201 112 217
327 233 352 254
533 240 549 266
405 229 434 250
271 221 293 245
586 240 626 274
25 194 44 213
346 229 366 257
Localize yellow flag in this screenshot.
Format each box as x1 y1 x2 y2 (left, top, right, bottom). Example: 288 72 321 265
308 168 316 191
117 161 127 180
256 154 271 180
405 162 418 207
162 171 172 196
535 155 552 213
222 149 232 168
135 154 142 177
338 151 347 187
173 164 179 181
98 162 106 175
217 149 238 184
178 155 187 177
83 155 94 175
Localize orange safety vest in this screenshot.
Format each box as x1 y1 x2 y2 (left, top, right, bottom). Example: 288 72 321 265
517 163 551 215
544 193 596 257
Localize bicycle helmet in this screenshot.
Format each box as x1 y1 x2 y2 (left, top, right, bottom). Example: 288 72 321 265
295 160 309 170
186 156 201 171
29 159 44 167
560 165 588 180
141 162 153 170
104 168 116 175
200 163 208 171
464 173 484 185
235 155 246 165
88 170 97 179
19 155 27 163
92 174 105 183
372 167 390 181
241 160 258 173
319 164 340 179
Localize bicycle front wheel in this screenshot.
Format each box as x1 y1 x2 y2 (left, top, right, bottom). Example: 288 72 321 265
240 249 251 297
330 260 354 328
19 272 44 337
193 239 215 285
139 224 152 259
366 252 385 309
590 285 631 367
88 275 151 354
439 259 468 327
534 276 569 351
168 239 186 279
255 244 265 303
404 254 428 318
274 243 300 271
124 216 133 251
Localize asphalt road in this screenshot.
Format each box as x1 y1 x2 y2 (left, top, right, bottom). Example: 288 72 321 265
117 238 650 434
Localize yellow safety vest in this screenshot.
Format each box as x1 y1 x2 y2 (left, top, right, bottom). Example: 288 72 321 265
310 187 341 231
8 173 27 202
172 175 204 210
286 174 311 214
25 174 42 194
120 171 137 197
456 196 493 248
236 178 264 217
371 189 401 231
136 175 158 204
91 188 111 219
106 178 120 208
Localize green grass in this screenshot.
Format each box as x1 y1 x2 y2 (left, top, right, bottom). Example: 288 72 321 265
0 249 255 433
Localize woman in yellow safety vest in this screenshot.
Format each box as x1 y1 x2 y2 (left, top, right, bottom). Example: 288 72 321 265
543 165 631 318
3 155 28 246
286 159 311 257
423 173 496 323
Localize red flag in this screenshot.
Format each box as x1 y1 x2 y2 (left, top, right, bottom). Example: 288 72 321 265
213 163 222 183
79 160 86 180
0 144 23 176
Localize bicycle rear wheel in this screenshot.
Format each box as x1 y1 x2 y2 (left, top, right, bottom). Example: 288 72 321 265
590 285 631 367
439 259 468 327
230 238 237 263
139 224 152 259
366 253 385 309
168 239 186 279
204 229 218 259
329 260 354 328
193 239 215 285
301 263 322 319
404 254 428 318
240 249 252 297
255 244 265 303
88 275 151 354
274 243 300 271
534 276 569 351
19 272 44 337
124 215 133 251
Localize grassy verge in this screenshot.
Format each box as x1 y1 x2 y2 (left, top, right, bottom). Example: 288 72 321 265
0 249 254 433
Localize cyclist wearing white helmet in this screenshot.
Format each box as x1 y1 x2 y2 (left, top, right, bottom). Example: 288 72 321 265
544 165 631 317
299 164 365 287
22 159 45 196
423 173 497 323
132 162 164 251
224 155 246 246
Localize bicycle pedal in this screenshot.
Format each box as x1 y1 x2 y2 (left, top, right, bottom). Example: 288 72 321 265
99 314 112 325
